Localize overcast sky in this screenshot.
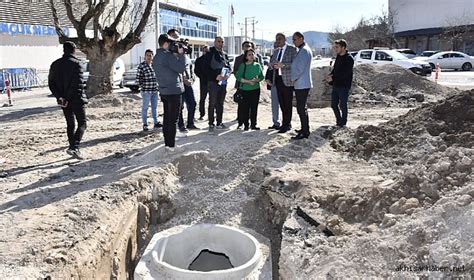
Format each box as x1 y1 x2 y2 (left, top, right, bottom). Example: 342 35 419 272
206 0 388 40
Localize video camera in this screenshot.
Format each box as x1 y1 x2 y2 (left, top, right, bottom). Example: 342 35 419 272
169 38 192 55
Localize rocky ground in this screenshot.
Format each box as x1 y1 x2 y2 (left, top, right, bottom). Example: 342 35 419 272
0 73 472 279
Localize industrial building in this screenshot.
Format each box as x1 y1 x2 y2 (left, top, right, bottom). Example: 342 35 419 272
389 0 474 55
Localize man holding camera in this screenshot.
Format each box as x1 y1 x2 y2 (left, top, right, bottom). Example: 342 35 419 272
48 41 88 159
203 36 231 134
152 34 187 151
167 29 198 132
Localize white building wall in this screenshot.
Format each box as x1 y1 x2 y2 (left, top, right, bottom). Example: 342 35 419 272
390 0 474 32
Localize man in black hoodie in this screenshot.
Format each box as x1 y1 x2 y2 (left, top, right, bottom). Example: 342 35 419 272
326 39 354 128
202 36 231 134
194 45 209 120
48 41 88 159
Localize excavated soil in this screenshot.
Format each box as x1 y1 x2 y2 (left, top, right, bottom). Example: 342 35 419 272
0 81 472 279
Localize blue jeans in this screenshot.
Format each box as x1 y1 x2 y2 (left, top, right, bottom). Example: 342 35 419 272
141 91 159 125
331 87 350 126
271 85 280 126
178 85 197 128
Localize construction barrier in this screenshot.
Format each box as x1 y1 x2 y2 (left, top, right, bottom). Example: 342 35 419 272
0 68 41 91
435 63 441 83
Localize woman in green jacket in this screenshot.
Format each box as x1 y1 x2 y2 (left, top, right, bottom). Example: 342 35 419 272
235 49 264 130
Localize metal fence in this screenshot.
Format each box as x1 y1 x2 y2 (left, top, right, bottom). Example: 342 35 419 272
0 68 44 91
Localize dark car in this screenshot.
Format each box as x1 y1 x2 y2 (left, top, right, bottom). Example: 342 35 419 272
122 68 139 92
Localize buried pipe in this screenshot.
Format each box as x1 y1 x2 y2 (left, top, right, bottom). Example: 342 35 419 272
134 224 271 280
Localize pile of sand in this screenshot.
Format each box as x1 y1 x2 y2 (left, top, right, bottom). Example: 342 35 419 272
351 64 452 105
308 64 453 108
331 90 473 217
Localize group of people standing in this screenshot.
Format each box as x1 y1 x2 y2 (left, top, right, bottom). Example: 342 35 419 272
48 30 354 158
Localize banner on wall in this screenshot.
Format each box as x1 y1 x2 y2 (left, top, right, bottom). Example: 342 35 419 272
0 22 70 37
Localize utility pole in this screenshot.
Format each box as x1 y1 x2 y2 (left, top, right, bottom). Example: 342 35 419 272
245 17 248 40
252 20 258 42
244 17 257 42
155 1 159 51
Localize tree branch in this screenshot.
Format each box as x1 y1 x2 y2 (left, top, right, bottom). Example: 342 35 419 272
49 0 68 41
61 0 80 31
109 0 129 31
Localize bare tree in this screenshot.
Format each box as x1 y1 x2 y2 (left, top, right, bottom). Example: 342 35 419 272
443 12 474 51
50 0 154 97
328 7 399 52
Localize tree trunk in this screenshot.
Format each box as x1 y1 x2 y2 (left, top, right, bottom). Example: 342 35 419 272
86 48 118 98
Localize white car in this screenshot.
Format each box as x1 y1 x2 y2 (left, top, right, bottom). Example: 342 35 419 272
355 49 432 76
415 51 474 71
82 58 126 88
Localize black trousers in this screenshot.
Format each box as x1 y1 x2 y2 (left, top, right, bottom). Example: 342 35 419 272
161 94 181 148
62 103 87 150
208 81 227 126
199 80 208 118
238 89 260 128
295 89 310 135
275 75 293 129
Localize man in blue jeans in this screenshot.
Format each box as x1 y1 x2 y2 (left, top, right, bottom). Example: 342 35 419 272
136 49 162 131
327 39 354 128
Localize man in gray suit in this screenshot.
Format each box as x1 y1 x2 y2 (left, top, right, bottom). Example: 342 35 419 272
270 33 298 133
290 31 313 139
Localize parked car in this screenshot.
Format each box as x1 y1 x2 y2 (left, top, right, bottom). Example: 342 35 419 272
415 51 474 71
420 50 439 57
227 54 238 70
82 58 126 88
354 49 432 76
396 49 417 59
262 56 270 65
122 67 139 92
349 51 358 58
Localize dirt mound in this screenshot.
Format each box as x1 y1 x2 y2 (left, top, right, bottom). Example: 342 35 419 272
331 91 473 222
351 64 452 105
87 93 138 108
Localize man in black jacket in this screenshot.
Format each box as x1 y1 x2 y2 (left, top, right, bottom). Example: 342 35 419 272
48 41 88 159
194 46 209 120
327 39 354 128
202 36 231 134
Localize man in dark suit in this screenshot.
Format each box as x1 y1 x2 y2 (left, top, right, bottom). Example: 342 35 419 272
270 33 298 133
48 41 88 159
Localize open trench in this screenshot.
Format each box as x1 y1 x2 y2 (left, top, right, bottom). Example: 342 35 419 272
81 123 349 280
75 126 392 279
90 151 292 279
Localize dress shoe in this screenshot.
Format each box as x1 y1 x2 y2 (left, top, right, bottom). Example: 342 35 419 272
278 127 290 133
268 125 281 130
251 126 260 130
291 133 309 140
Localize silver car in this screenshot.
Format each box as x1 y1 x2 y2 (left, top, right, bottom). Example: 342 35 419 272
416 51 474 71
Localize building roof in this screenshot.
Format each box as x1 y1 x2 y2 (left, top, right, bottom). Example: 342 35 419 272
0 1 72 27
395 24 474 37
159 2 218 21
